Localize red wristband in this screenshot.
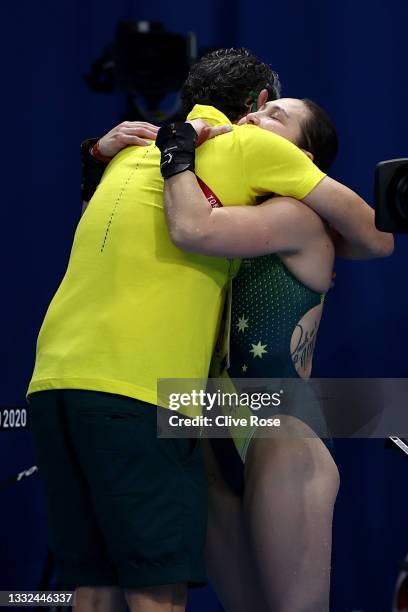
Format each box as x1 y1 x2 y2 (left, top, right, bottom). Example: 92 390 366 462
90 140 112 163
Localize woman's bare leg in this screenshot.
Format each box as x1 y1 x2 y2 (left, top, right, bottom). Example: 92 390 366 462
124 584 187 612
73 587 127 612
73 584 187 612
203 439 268 612
244 419 339 612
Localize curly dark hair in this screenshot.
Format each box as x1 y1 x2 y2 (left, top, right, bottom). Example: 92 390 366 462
181 48 281 122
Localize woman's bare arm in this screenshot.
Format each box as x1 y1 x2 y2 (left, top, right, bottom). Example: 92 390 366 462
164 169 394 260
164 172 318 258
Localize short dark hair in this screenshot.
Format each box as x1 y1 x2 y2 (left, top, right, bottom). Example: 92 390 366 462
181 48 281 122
297 99 339 173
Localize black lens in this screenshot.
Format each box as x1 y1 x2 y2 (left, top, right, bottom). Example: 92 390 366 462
395 175 408 222
386 164 408 227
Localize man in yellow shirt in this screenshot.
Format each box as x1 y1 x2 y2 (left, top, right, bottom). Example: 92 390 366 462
27 48 390 612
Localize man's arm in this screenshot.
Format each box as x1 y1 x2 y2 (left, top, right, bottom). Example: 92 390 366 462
161 122 393 259
303 176 394 258
164 171 317 257
164 168 393 259
238 125 394 259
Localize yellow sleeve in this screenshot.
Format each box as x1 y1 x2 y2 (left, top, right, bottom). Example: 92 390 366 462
238 124 326 200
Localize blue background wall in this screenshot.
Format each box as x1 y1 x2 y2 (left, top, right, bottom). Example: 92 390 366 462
2 1 408 610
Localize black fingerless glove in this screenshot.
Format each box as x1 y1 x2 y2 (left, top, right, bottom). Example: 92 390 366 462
80 138 107 202
155 122 197 179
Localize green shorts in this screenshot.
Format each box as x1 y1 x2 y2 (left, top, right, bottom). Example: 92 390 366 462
28 390 207 589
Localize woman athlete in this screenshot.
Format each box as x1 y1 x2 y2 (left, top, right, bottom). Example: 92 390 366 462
160 98 381 612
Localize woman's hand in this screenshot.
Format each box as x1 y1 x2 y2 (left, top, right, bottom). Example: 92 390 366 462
98 119 230 159
97 121 160 158
188 119 232 146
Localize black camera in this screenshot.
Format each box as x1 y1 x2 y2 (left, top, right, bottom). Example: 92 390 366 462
375 158 408 233
84 21 196 115
115 22 193 99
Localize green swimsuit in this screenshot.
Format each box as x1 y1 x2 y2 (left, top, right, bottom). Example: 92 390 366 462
211 254 334 472
229 254 323 379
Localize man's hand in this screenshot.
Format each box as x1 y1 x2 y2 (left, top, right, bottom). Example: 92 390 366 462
97 121 160 158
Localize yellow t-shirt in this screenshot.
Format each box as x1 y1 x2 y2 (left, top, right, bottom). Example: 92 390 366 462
27 105 325 414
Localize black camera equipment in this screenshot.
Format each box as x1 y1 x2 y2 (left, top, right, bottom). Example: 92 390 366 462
84 21 197 122
375 158 408 233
